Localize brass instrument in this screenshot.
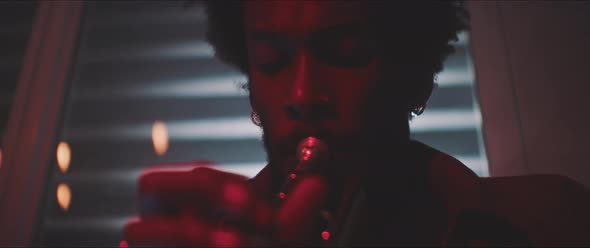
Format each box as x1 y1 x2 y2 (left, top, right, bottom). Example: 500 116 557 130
275 137 366 246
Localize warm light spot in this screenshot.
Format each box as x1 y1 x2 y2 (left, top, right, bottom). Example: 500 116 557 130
321 230 330 240
57 183 72 211
56 141 71 173
279 192 286 199
289 173 296 179
0 148 3 169
119 240 128 248
152 120 169 156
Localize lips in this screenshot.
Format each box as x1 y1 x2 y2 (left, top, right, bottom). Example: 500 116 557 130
268 122 362 175
285 126 332 153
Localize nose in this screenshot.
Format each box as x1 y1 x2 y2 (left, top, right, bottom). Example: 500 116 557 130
283 52 337 122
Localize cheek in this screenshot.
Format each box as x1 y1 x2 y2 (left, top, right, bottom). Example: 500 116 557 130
249 72 288 125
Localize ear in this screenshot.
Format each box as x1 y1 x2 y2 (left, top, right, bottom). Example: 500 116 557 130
249 94 259 115
245 77 258 113
411 76 435 111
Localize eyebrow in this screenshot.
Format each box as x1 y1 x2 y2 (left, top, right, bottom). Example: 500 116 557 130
311 23 368 37
247 31 285 41
247 22 368 41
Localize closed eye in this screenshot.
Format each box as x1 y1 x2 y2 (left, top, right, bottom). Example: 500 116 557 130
250 42 280 65
247 33 294 74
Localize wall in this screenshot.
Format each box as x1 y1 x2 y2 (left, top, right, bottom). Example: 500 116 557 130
469 2 590 188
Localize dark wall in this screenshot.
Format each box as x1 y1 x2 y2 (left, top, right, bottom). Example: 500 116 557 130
470 2 590 188
0 1 38 139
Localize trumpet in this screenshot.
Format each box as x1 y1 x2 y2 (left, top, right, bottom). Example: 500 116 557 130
274 136 366 246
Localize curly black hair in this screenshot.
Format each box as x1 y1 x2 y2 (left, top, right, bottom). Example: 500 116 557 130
201 1 469 117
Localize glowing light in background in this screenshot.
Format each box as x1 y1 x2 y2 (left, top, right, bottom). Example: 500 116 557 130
57 183 72 211
152 120 169 156
119 240 128 248
57 141 71 173
0 148 3 169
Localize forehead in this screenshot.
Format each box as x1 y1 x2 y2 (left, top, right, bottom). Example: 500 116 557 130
244 1 368 34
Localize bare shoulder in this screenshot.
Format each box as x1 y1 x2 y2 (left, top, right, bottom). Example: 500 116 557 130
410 140 484 210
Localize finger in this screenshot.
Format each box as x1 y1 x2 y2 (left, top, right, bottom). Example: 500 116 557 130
275 175 329 242
124 215 247 247
138 167 250 218
139 166 272 232
218 197 274 234
124 217 189 247
138 161 216 216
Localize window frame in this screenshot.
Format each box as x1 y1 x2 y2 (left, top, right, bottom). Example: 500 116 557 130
466 1 529 177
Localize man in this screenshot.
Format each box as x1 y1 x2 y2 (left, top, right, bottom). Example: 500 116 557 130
123 1 589 246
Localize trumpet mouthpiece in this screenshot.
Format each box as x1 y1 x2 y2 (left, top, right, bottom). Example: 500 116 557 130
295 137 329 172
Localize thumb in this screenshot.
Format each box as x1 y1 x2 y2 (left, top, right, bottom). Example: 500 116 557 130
274 175 329 243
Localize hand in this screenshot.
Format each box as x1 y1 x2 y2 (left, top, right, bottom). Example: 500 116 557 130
123 162 329 247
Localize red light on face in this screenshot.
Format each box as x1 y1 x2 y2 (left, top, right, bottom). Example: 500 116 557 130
321 230 330 240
